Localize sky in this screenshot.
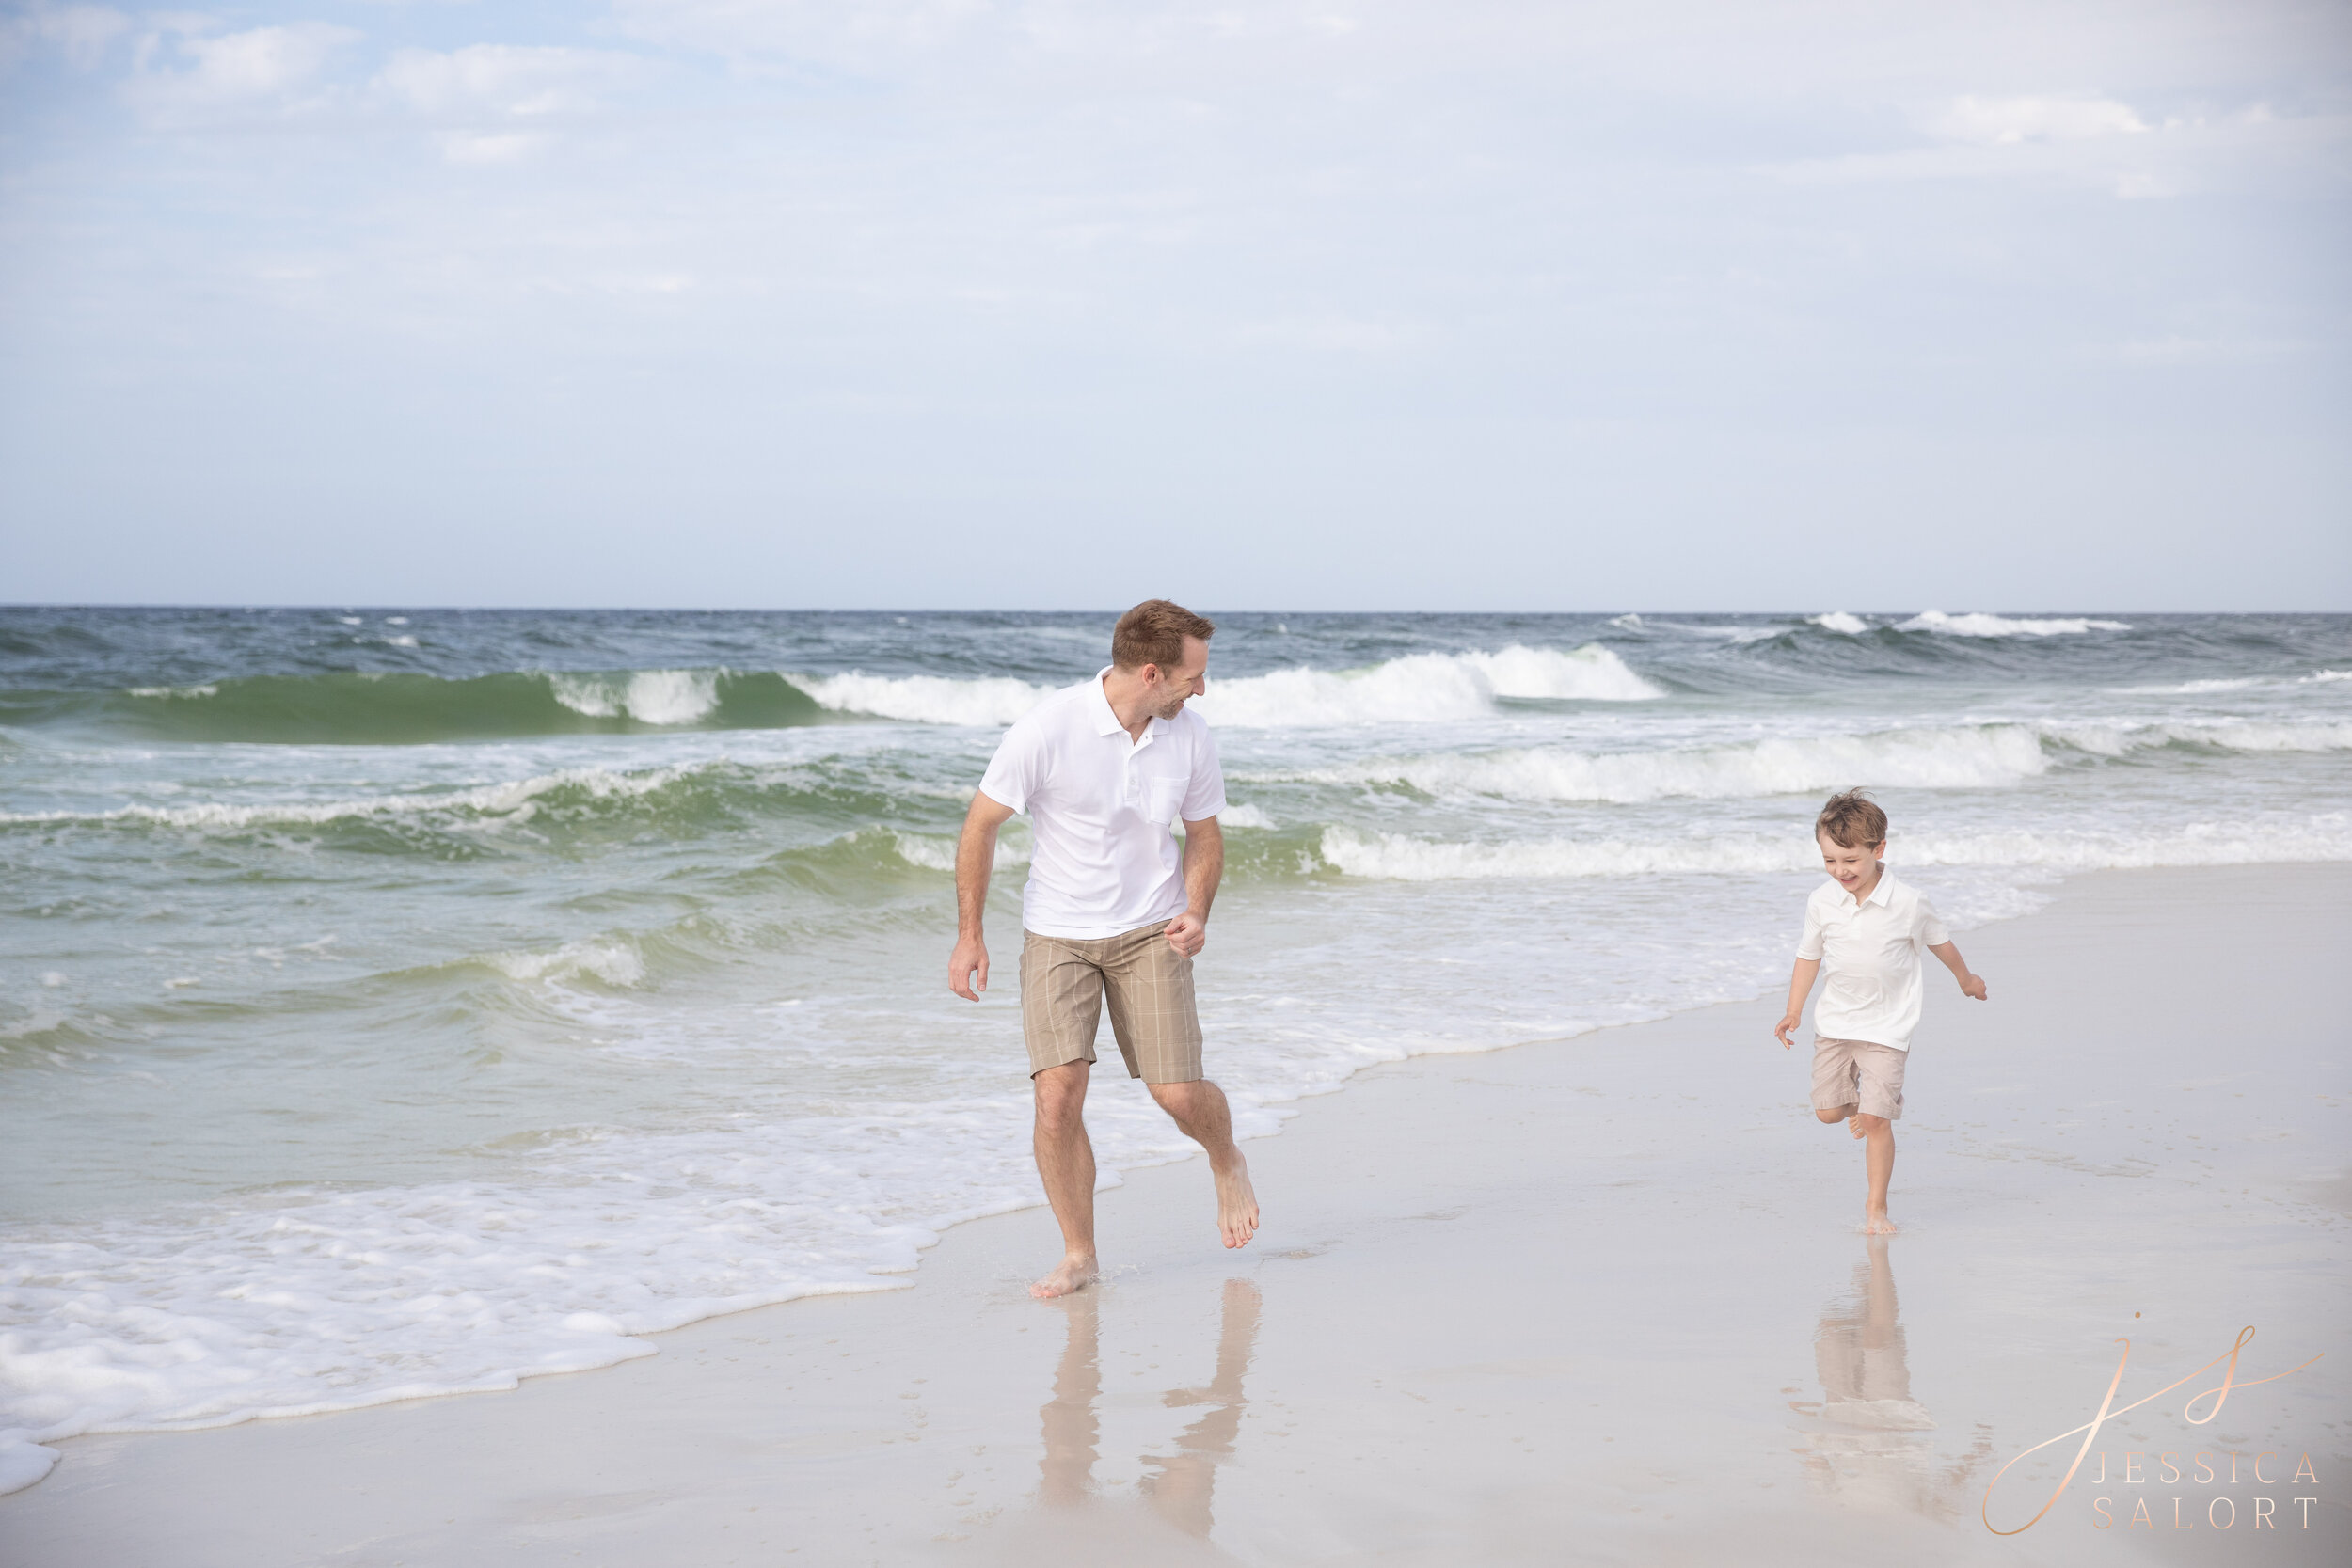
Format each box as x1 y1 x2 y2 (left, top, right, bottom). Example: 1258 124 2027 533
0 0 2347 610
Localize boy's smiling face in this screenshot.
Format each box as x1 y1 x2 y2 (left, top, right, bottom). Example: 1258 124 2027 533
1817 832 1885 900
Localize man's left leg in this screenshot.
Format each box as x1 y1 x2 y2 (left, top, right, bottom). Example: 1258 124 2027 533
1148 1078 1260 1250
1102 923 1260 1251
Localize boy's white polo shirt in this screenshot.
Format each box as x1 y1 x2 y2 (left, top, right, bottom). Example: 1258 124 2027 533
1796 868 1951 1051
977 670 1227 941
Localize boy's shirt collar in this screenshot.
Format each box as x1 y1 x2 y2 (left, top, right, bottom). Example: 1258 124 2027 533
1836 865 1899 910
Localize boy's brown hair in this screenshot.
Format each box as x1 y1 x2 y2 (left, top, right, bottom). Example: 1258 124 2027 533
1816 789 1888 849
1112 599 1216 673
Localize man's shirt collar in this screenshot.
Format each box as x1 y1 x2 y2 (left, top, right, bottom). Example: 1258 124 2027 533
1090 669 1125 737
1091 668 1168 743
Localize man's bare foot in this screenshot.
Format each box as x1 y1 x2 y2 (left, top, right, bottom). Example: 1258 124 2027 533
1862 1210 1898 1236
1215 1158 1260 1250
1849 1115 1868 1140
1031 1254 1099 1299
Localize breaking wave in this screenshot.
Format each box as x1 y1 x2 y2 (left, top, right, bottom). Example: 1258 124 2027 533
1897 610 2132 638
1261 720 2352 805
796 672 1055 726
783 644 1662 729
1199 644 1660 724
0 669 828 745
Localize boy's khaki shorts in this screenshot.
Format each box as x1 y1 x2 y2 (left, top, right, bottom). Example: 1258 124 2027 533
1019 922 1203 1085
1811 1036 1907 1121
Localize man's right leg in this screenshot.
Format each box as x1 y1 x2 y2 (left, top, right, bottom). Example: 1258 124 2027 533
1031 1059 1100 1298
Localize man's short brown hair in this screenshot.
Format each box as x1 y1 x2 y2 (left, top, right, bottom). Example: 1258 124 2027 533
1112 599 1216 673
1816 789 1889 849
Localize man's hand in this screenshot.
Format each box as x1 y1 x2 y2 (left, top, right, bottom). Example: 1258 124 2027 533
1959 972 1989 1001
950 790 1016 1002
949 934 990 1001
1774 1011 1803 1050
1163 911 1208 958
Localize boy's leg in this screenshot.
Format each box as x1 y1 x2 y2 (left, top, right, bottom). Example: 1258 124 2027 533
1810 1037 1863 1132
1855 1113 1896 1233
1851 1044 1905 1234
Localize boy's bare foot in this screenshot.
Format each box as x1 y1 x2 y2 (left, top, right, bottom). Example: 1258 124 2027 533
1031 1253 1100 1299
1862 1210 1898 1236
1849 1116 1868 1140
1216 1158 1260 1250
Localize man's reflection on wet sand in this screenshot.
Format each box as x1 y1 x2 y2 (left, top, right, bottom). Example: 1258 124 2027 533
1790 1237 1989 1517
1034 1278 1262 1538
1038 1289 1103 1507
1139 1279 1261 1537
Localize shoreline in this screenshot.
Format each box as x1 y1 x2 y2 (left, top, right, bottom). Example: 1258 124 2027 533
4 863 2345 1564
0 855 2053 1483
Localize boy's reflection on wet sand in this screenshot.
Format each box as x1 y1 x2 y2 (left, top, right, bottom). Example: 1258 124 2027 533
1791 1236 1990 1518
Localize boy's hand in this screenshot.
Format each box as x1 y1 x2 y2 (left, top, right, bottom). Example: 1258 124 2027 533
1774 1011 1803 1049
1959 973 1988 1001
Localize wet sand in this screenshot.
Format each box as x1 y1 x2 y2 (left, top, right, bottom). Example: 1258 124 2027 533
4 864 2344 1565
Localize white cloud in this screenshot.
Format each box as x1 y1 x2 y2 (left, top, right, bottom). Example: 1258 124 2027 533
129 22 358 114
436 130 551 164
375 44 644 122
1930 94 2150 145
1774 90 2333 201
0 4 131 71
1236 313 1427 354
612 0 993 62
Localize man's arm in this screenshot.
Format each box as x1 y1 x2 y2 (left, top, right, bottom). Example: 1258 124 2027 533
1774 958 1820 1049
949 791 1018 1000
1929 941 1988 1001
1162 816 1224 958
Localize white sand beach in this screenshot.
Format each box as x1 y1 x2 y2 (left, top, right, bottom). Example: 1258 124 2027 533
4 863 2344 1566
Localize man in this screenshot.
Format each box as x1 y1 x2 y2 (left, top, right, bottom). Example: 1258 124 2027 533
948 599 1260 1299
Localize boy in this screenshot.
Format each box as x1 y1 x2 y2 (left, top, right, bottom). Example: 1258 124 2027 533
1774 790 1987 1234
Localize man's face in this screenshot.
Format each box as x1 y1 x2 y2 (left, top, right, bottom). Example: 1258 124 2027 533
1818 832 1883 895
1144 637 1211 719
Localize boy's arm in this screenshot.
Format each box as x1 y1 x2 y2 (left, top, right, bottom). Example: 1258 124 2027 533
1774 958 1820 1049
1929 941 1988 1001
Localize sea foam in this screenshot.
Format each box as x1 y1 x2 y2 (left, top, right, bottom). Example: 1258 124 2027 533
1898 610 2131 637
1318 816 2352 881
795 672 1054 726
791 645 1661 729
1199 645 1660 726
549 671 721 726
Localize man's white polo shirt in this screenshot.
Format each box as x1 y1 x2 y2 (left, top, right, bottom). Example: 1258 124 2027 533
1795 868 1951 1051
977 670 1228 941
